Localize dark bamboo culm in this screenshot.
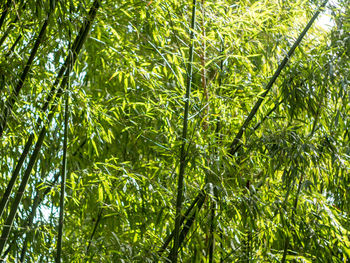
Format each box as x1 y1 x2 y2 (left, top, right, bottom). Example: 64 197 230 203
229 0 329 155
158 190 206 256
171 0 197 262
55 84 70 263
0 11 52 137
0 0 11 32
168 191 206 261
0 0 99 223
19 140 87 262
84 208 104 262
163 0 329 259
0 1 101 257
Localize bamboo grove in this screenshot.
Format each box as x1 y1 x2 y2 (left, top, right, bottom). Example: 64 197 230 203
0 0 349 262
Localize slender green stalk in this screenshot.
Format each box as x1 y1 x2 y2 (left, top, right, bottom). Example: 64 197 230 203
55 90 69 263
208 196 216 263
4 34 22 57
168 191 206 261
19 172 59 262
85 208 103 262
0 13 52 137
218 38 225 263
208 32 225 263
0 0 11 32
171 0 197 261
0 1 100 255
0 1 26 49
281 174 303 263
229 0 328 155
158 190 205 256
0 134 33 219
20 141 85 262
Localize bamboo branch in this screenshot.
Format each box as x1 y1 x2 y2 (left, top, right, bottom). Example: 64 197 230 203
0 0 100 256
158 190 205 256
0 0 99 226
171 0 197 262
168 190 206 261
228 0 328 156
200 0 208 131
0 0 11 32
85 208 103 261
0 13 51 137
19 141 86 262
55 84 70 263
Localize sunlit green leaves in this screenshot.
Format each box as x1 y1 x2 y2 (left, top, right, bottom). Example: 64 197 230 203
0 0 349 262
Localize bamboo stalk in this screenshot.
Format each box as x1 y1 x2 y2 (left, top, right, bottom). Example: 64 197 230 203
55 86 70 263
0 134 33 219
0 0 99 224
229 0 328 156
168 191 206 261
84 208 103 262
4 34 22 57
200 0 208 131
19 141 86 262
158 190 205 256
19 172 59 262
208 195 216 263
0 13 52 137
208 30 225 263
0 1 100 255
218 38 225 263
0 126 47 257
0 1 26 49
281 174 303 263
171 0 197 261
0 0 11 32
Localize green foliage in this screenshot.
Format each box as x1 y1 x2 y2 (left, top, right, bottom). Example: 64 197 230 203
0 0 349 262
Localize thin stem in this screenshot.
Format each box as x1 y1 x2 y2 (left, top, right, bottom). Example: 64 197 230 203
171 0 197 262
55 88 70 263
0 0 11 32
281 174 303 263
19 141 86 262
229 0 328 155
85 208 103 262
158 190 205 256
168 191 206 261
0 13 52 137
0 1 100 255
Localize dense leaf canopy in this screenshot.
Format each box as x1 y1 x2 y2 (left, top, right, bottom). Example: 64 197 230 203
0 0 349 262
